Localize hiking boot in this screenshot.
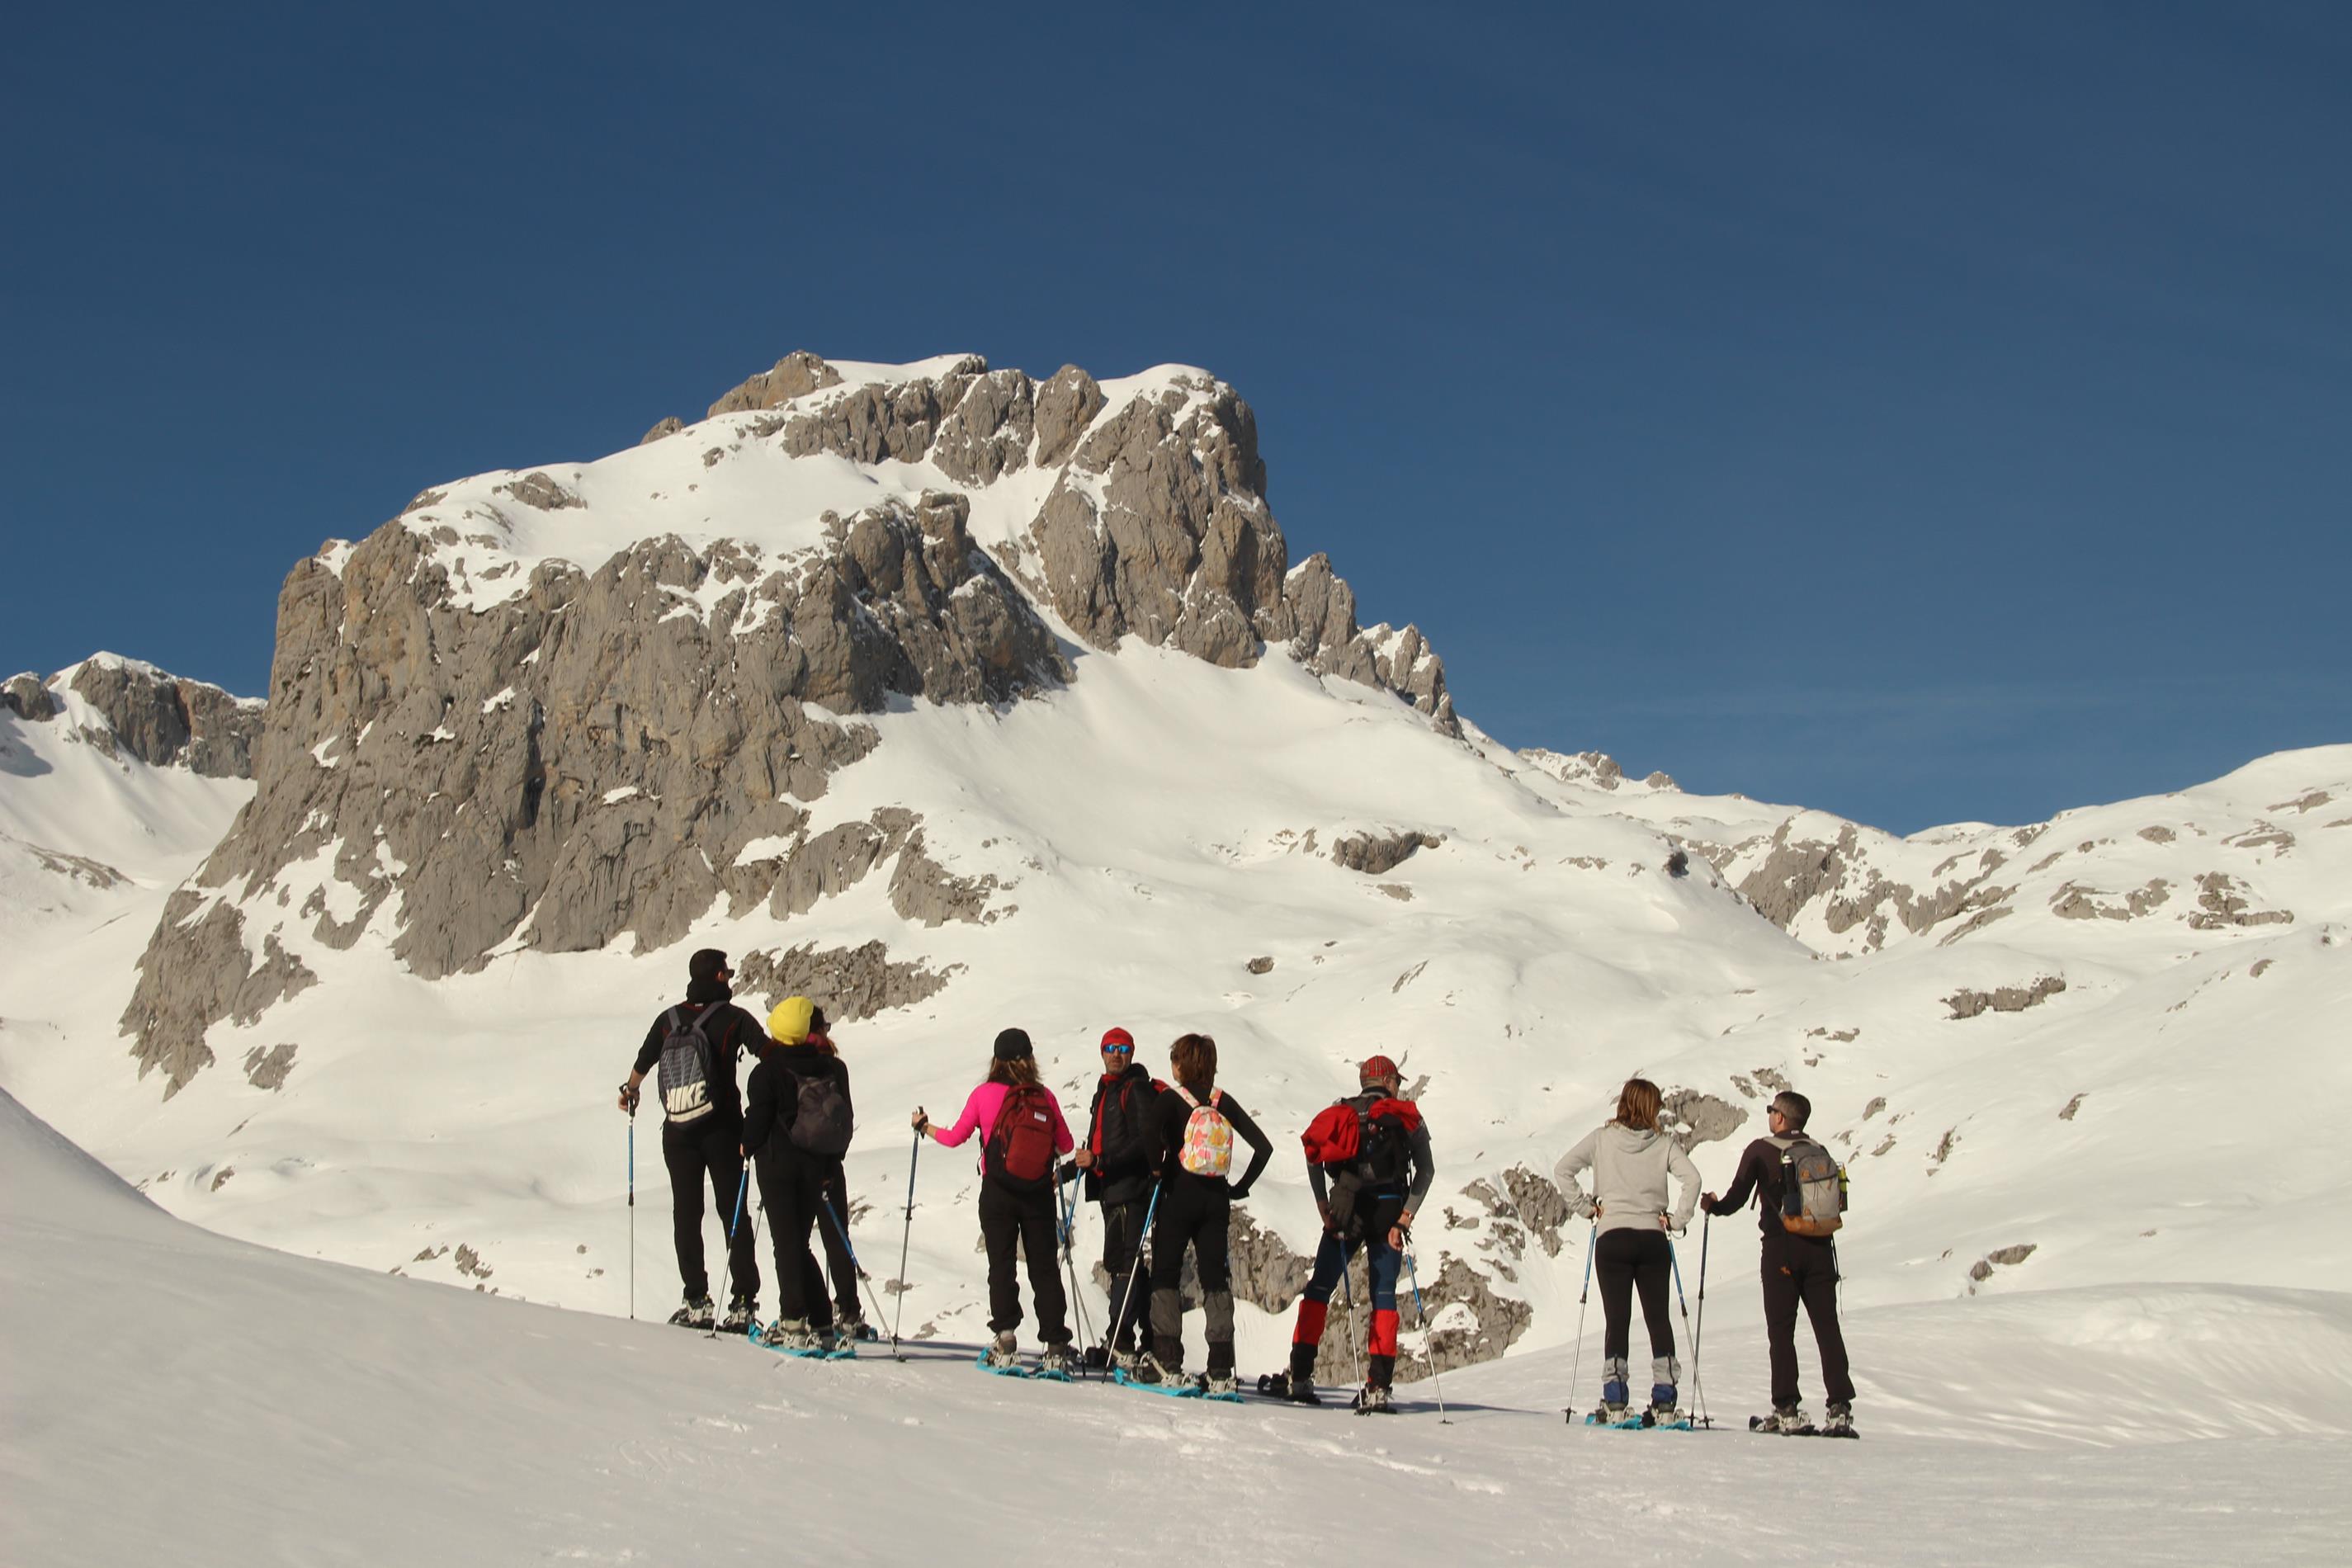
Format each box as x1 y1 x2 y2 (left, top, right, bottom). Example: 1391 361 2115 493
836 1313 877 1343
1039 1344 1076 1378
1112 1347 1145 1377
1755 1403 1814 1435
1279 1368 1322 1404
1353 1382 1395 1415
763 1317 821 1352
1649 1380 1680 1424
981 1329 1022 1370
1123 1352 1171 1385
1203 1369 1240 1397
814 1322 844 1353
719 1295 758 1334
668 1294 716 1330
1082 1344 1112 1370
1821 1401 1856 1437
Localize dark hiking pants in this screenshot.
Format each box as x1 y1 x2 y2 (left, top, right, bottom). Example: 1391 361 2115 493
1762 1229 1855 1406
664 1116 759 1304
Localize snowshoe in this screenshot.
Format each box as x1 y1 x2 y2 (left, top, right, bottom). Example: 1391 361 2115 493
1202 1369 1243 1402
1037 1344 1077 1381
1082 1344 1113 1371
668 1294 716 1330
1352 1383 1396 1415
1258 1370 1323 1405
719 1295 758 1334
1819 1402 1858 1438
1114 1354 1203 1398
755 1318 830 1357
977 1329 1026 1374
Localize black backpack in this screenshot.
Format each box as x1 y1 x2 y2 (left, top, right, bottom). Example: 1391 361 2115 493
788 1066 855 1158
655 1006 725 1124
1094 1074 1161 1170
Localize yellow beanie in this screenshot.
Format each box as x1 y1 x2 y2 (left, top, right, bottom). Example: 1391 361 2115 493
767 995 815 1046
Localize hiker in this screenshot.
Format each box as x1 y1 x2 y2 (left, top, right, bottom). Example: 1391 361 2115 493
1126 1033 1272 1395
614 948 763 1331
1703 1089 1857 1436
1276 1055 1434 1412
739 995 856 1351
801 1005 872 1340
1554 1077 1700 1422
912 1028 1078 1376
1068 1026 1161 1370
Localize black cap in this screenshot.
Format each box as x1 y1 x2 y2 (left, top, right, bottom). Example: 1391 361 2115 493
689 949 731 984
808 1005 829 1035
993 1027 1034 1061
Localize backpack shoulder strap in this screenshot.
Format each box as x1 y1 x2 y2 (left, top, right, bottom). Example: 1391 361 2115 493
1174 1085 1200 1110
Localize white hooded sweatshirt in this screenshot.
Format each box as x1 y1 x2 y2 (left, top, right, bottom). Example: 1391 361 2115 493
1553 1123 1700 1238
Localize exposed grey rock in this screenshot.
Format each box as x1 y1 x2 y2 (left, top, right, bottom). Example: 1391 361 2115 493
1393 1255 1532 1381
1660 1090 1748 1152
1246 956 1274 975
1862 1096 1887 1120
930 367 1035 484
2 672 57 720
1031 365 1106 468
1644 770 1679 790
453 1244 493 1278
496 471 583 510
241 1042 298 1090
1462 1164 1570 1261
121 892 319 1097
210 1166 235 1192
1944 976 2066 1019
640 417 685 444
60 660 262 779
1988 1243 2035 1266
1226 1206 1314 1313
2268 790 2334 815
734 939 957 1023
1332 829 1443 876
2052 878 2171 921
707 350 843 417
2059 1093 2087 1121
772 814 914 919
889 829 1001 927
2138 825 2177 844
1968 1258 1994 1282
8 834 126 890
2186 871 2293 929
1377 883 1413 901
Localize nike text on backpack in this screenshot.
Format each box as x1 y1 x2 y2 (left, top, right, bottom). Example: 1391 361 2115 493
1769 1135 1847 1237
986 1084 1059 1191
656 1006 725 1124
1175 1087 1235 1178
788 1069 856 1157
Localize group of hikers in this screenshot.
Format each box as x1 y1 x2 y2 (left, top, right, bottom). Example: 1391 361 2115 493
616 948 1858 1435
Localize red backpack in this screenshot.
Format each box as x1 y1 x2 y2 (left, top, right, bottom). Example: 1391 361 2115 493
985 1084 1059 1192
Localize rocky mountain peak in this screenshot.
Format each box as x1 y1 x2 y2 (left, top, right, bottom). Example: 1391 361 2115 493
2 655 262 780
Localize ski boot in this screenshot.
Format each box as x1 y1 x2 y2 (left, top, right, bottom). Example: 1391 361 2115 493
1820 1400 1856 1438
668 1293 716 1330
1750 1403 1814 1435
1038 1343 1077 1380
719 1295 758 1334
1352 1382 1396 1415
980 1329 1022 1371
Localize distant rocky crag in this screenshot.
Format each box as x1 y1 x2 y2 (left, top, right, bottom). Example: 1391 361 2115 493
120 353 1462 1096
4 656 262 780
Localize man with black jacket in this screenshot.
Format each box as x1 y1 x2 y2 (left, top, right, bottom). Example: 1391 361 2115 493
1069 1027 1159 1369
739 994 854 1351
616 949 763 1331
1703 1089 1858 1435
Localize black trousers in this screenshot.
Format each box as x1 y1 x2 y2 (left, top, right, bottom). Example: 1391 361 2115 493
1595 1227 1675 1362
1149 1178 1235 1374
1762 1230 1855 1406
816 1164 862 1321
978 1178 1070 1344
1100 1194 1152 1352
663 1116 759 1303
753 1146 831 1326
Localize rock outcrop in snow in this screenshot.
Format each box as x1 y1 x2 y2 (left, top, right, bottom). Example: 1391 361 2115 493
3 656 262 780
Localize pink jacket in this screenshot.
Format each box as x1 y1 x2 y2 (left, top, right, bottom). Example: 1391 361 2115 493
934 1081 1074 1172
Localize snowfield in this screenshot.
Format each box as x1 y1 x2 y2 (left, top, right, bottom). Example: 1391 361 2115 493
7 1088 2346 1567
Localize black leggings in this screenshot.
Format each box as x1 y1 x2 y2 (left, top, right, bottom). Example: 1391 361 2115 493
753 1147 831 1325
1595 1227 1674 1362
1149 1178 1235 1373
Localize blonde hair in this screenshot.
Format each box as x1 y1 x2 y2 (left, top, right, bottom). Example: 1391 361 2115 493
1613 1078 1662 1132
1169 1033 1217 1098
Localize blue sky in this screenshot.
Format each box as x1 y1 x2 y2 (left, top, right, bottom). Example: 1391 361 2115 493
3 2 2345 833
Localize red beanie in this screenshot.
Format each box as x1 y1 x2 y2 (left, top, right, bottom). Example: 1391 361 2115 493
1100 1027 1136 1051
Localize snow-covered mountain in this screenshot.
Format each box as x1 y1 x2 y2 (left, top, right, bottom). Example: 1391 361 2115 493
2 353 2348 1400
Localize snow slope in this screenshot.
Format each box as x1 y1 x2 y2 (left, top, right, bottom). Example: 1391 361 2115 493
5 1088 2345 1567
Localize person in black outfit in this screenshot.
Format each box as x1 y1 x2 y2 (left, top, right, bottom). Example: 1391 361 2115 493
1068 1025 1160 1369
1131 1032 1273 1396
800 1007 870 1339
739 994 854 1350
1703 1089 1857 1435
616 948 763 1330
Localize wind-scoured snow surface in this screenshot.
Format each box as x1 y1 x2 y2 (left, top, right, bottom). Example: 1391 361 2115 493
4 1089 2346 1567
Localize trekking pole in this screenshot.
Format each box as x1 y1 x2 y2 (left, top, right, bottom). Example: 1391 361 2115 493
709 1156 753 1339
1669 1236 1700 1426
1402 1246 1452 1425
626 1112 636 1320
1339 1247 1364 1389
822 1191 905 1361
1055 1174 1099 1376
1691 1213 1712 1429
1112 1181 1164 1371
891 1126 922 1353
1566 1219 1595 1423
